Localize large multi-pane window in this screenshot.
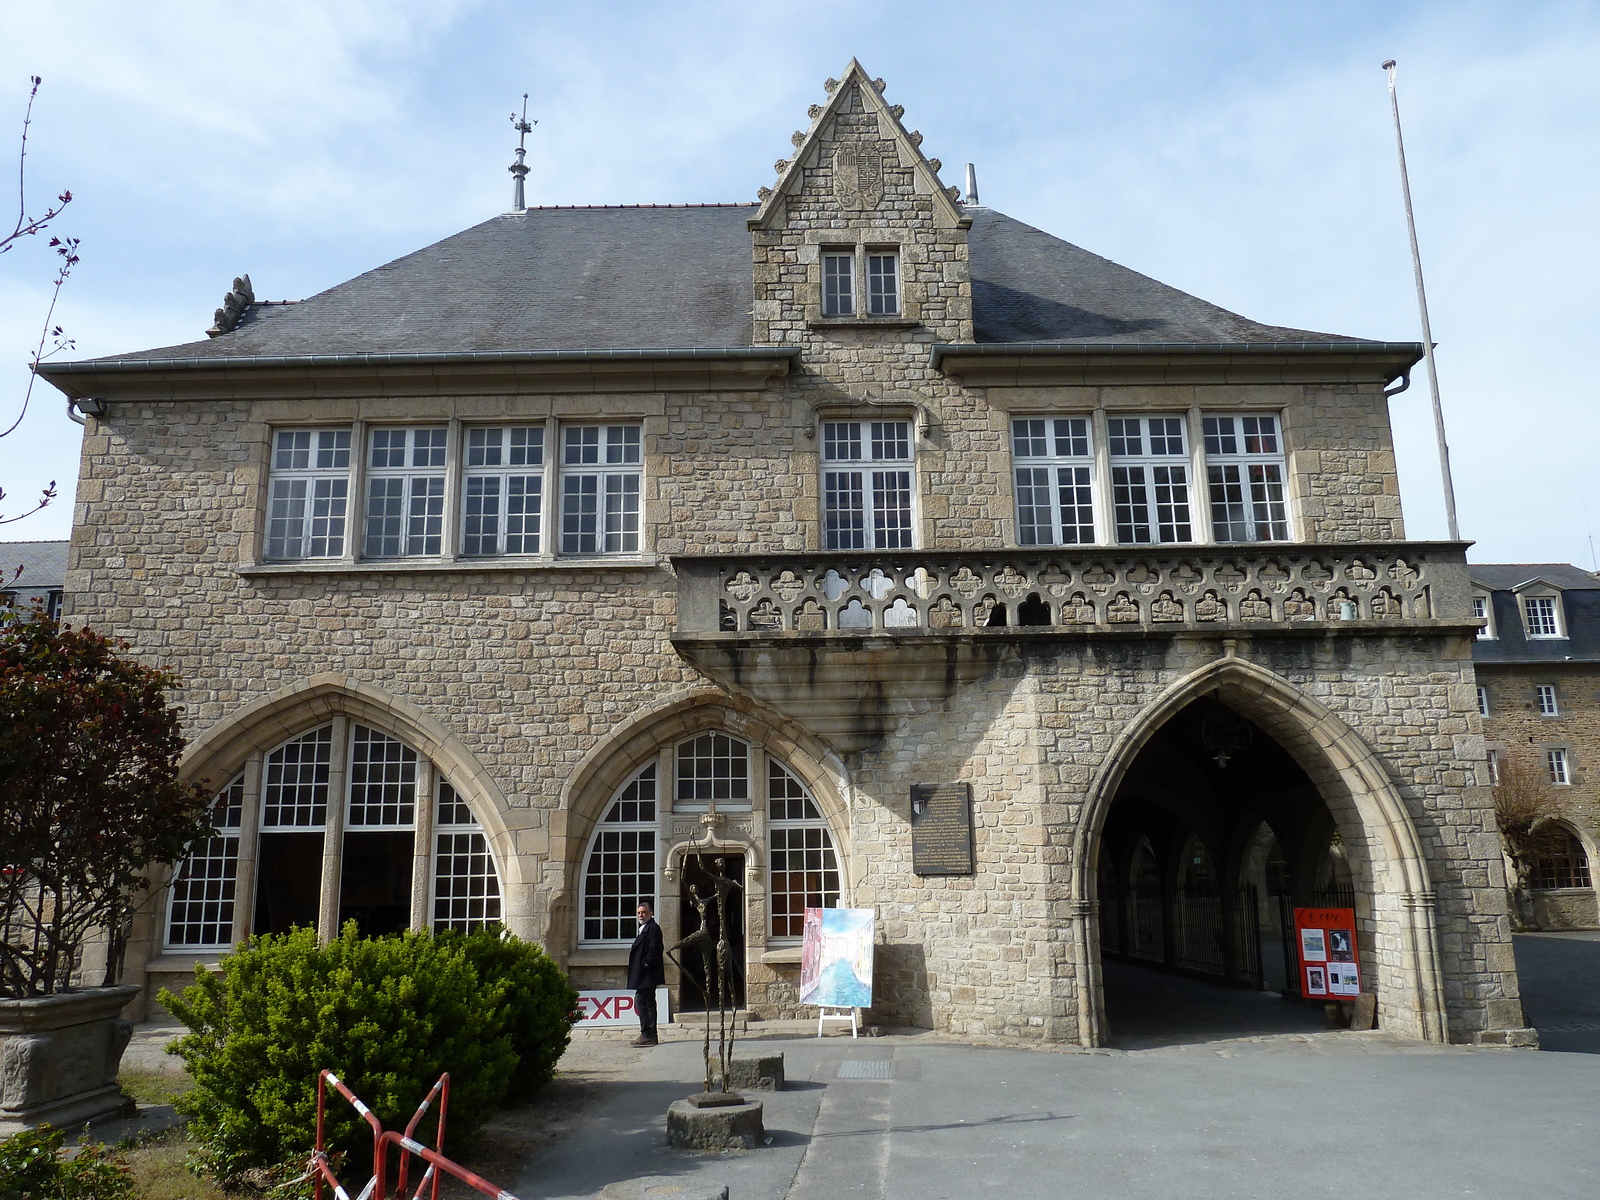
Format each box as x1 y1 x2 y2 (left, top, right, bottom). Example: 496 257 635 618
561 424 642 555
433 781 503 933
1533 827 1592 890
823 251 855 316
463 426 544 556
1108 416 1192 544
1548 748 1571 786
266 421 643 562
581 764 658 942
166 722 501 950
364 426 448 557
266 429 351 559
1007 411 1302 547
767 761 840 939
1536 684 1560 717
165 775 244 948
822 420 914 550
1203 414 1289 542
1011 417 1095 546
578 735 843 944
866 252 900 315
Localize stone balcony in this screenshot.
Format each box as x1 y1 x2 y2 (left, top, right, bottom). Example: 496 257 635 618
671 543 1474 750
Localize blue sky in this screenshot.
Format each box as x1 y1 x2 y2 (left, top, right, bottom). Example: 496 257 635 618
2 1 1597 564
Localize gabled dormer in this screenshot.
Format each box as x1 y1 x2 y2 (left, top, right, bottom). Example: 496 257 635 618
749 59 973 346
1512 578 1569 640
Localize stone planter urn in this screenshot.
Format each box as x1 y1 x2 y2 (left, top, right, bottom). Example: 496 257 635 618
0 985 139 1134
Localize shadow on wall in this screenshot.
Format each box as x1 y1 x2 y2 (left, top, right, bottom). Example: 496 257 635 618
870 941 933 1028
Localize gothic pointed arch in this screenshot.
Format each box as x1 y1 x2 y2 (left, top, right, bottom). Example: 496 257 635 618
1070 654 1448 1046
178 672 519 892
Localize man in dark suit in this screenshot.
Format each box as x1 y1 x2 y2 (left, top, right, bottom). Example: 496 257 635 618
627 901 665 1046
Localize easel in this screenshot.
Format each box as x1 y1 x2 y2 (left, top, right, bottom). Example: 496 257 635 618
816 1006 859 1038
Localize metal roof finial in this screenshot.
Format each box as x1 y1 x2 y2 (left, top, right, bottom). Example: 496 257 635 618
964 163 979 206
509 94 536 212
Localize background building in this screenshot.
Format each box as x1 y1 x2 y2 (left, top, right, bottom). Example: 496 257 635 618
1472 563 1600 929
40 60 1528 1045
0 540 67 619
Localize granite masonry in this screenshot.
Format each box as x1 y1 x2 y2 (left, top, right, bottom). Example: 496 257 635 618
41 59 1528 1044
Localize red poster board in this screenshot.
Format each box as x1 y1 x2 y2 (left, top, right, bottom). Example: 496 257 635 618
1293 907 1361 999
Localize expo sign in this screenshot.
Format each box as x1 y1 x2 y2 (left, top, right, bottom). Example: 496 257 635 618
575 987 671 1027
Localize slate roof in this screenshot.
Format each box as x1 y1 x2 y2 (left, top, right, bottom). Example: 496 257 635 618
83 204 1373 366
1468 563 1600 592
0 539 69 595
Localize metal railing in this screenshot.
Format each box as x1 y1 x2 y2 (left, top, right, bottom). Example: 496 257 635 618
313 1069 521 1200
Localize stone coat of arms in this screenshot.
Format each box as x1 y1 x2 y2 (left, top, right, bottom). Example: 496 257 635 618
833 144 884 211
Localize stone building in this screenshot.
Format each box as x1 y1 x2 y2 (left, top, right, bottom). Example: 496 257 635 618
41 59 1529 1044
1472 563 1600 929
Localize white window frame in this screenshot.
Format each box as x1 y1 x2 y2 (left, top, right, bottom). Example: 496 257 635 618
578 761 660 945
1536 684 1559 717
1011 417 1095 547
1476 686 1490 717
1202 414 1290 543
265 428 352 560
431 779 504 934
1472 594 1497 639
820 246 900 318
164 774 245 950
1108 415 1193 545
363 426 448 558
821 420 916 550
1521 593 1566 640
766 759 841 942
1548 747 1571 786
166 721 502 950
1486 748 1501 785
461 425 546 557
559 424 643 556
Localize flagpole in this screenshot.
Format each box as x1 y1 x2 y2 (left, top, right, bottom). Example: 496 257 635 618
1383 59 1460 542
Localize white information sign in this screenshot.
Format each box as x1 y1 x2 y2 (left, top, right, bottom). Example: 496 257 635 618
575 987 671 1027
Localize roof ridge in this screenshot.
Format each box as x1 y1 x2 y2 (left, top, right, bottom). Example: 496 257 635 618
519 203 757 210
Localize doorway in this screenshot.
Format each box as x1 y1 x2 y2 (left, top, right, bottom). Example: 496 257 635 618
675 852 745 1011
1095 696 1351 1044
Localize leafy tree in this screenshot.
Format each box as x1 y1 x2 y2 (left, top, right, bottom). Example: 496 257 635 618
1492 751 1568 931
0 607 213 997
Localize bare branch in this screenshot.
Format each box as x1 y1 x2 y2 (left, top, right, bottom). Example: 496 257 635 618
2 75 73 256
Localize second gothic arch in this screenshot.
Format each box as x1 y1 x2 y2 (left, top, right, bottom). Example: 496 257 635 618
1069 654 1448 1046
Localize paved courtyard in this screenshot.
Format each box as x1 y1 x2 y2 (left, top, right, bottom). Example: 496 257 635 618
515 934 1600 1200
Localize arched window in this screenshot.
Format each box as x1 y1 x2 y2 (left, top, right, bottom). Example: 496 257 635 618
581 763 658 943
165 721 502 949
433 781 503 933
767 760 840 939
1534 827 1593 890
577 734 843 945
165 774 244 948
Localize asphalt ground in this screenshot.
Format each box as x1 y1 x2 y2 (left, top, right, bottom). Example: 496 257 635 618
513 933 1600 1200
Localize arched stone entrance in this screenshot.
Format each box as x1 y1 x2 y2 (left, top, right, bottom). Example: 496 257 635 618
1071 655 1449 1046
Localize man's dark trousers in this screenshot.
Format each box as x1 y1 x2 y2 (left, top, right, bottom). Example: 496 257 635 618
628 915 665 1042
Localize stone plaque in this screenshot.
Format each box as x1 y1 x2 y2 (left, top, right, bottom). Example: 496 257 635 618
910 783 974 876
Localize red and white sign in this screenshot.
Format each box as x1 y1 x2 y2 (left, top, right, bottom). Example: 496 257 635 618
1293 907 1361 999
575 987 671 1027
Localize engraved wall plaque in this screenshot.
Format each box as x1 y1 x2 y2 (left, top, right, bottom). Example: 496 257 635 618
910 783 974 876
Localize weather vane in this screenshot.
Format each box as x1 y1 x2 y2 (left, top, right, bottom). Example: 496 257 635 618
509 93 536 212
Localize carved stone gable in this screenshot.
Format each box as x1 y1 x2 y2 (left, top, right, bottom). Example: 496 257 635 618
833 143 884 211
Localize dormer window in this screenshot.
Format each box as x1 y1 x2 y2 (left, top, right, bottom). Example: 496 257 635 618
819 246 900 318
867 251 900 315
1472 594 1496 639
823 252 855 315
1521 593 1565 639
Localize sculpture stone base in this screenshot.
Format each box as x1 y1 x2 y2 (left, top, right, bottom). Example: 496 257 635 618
599 1177 730 1200
667 1097 764 1150
727 1053 784 1091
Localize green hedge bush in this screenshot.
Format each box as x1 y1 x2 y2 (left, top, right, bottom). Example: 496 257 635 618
441 926 580 1100
162 923 574 1184
0 1126 133 1200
